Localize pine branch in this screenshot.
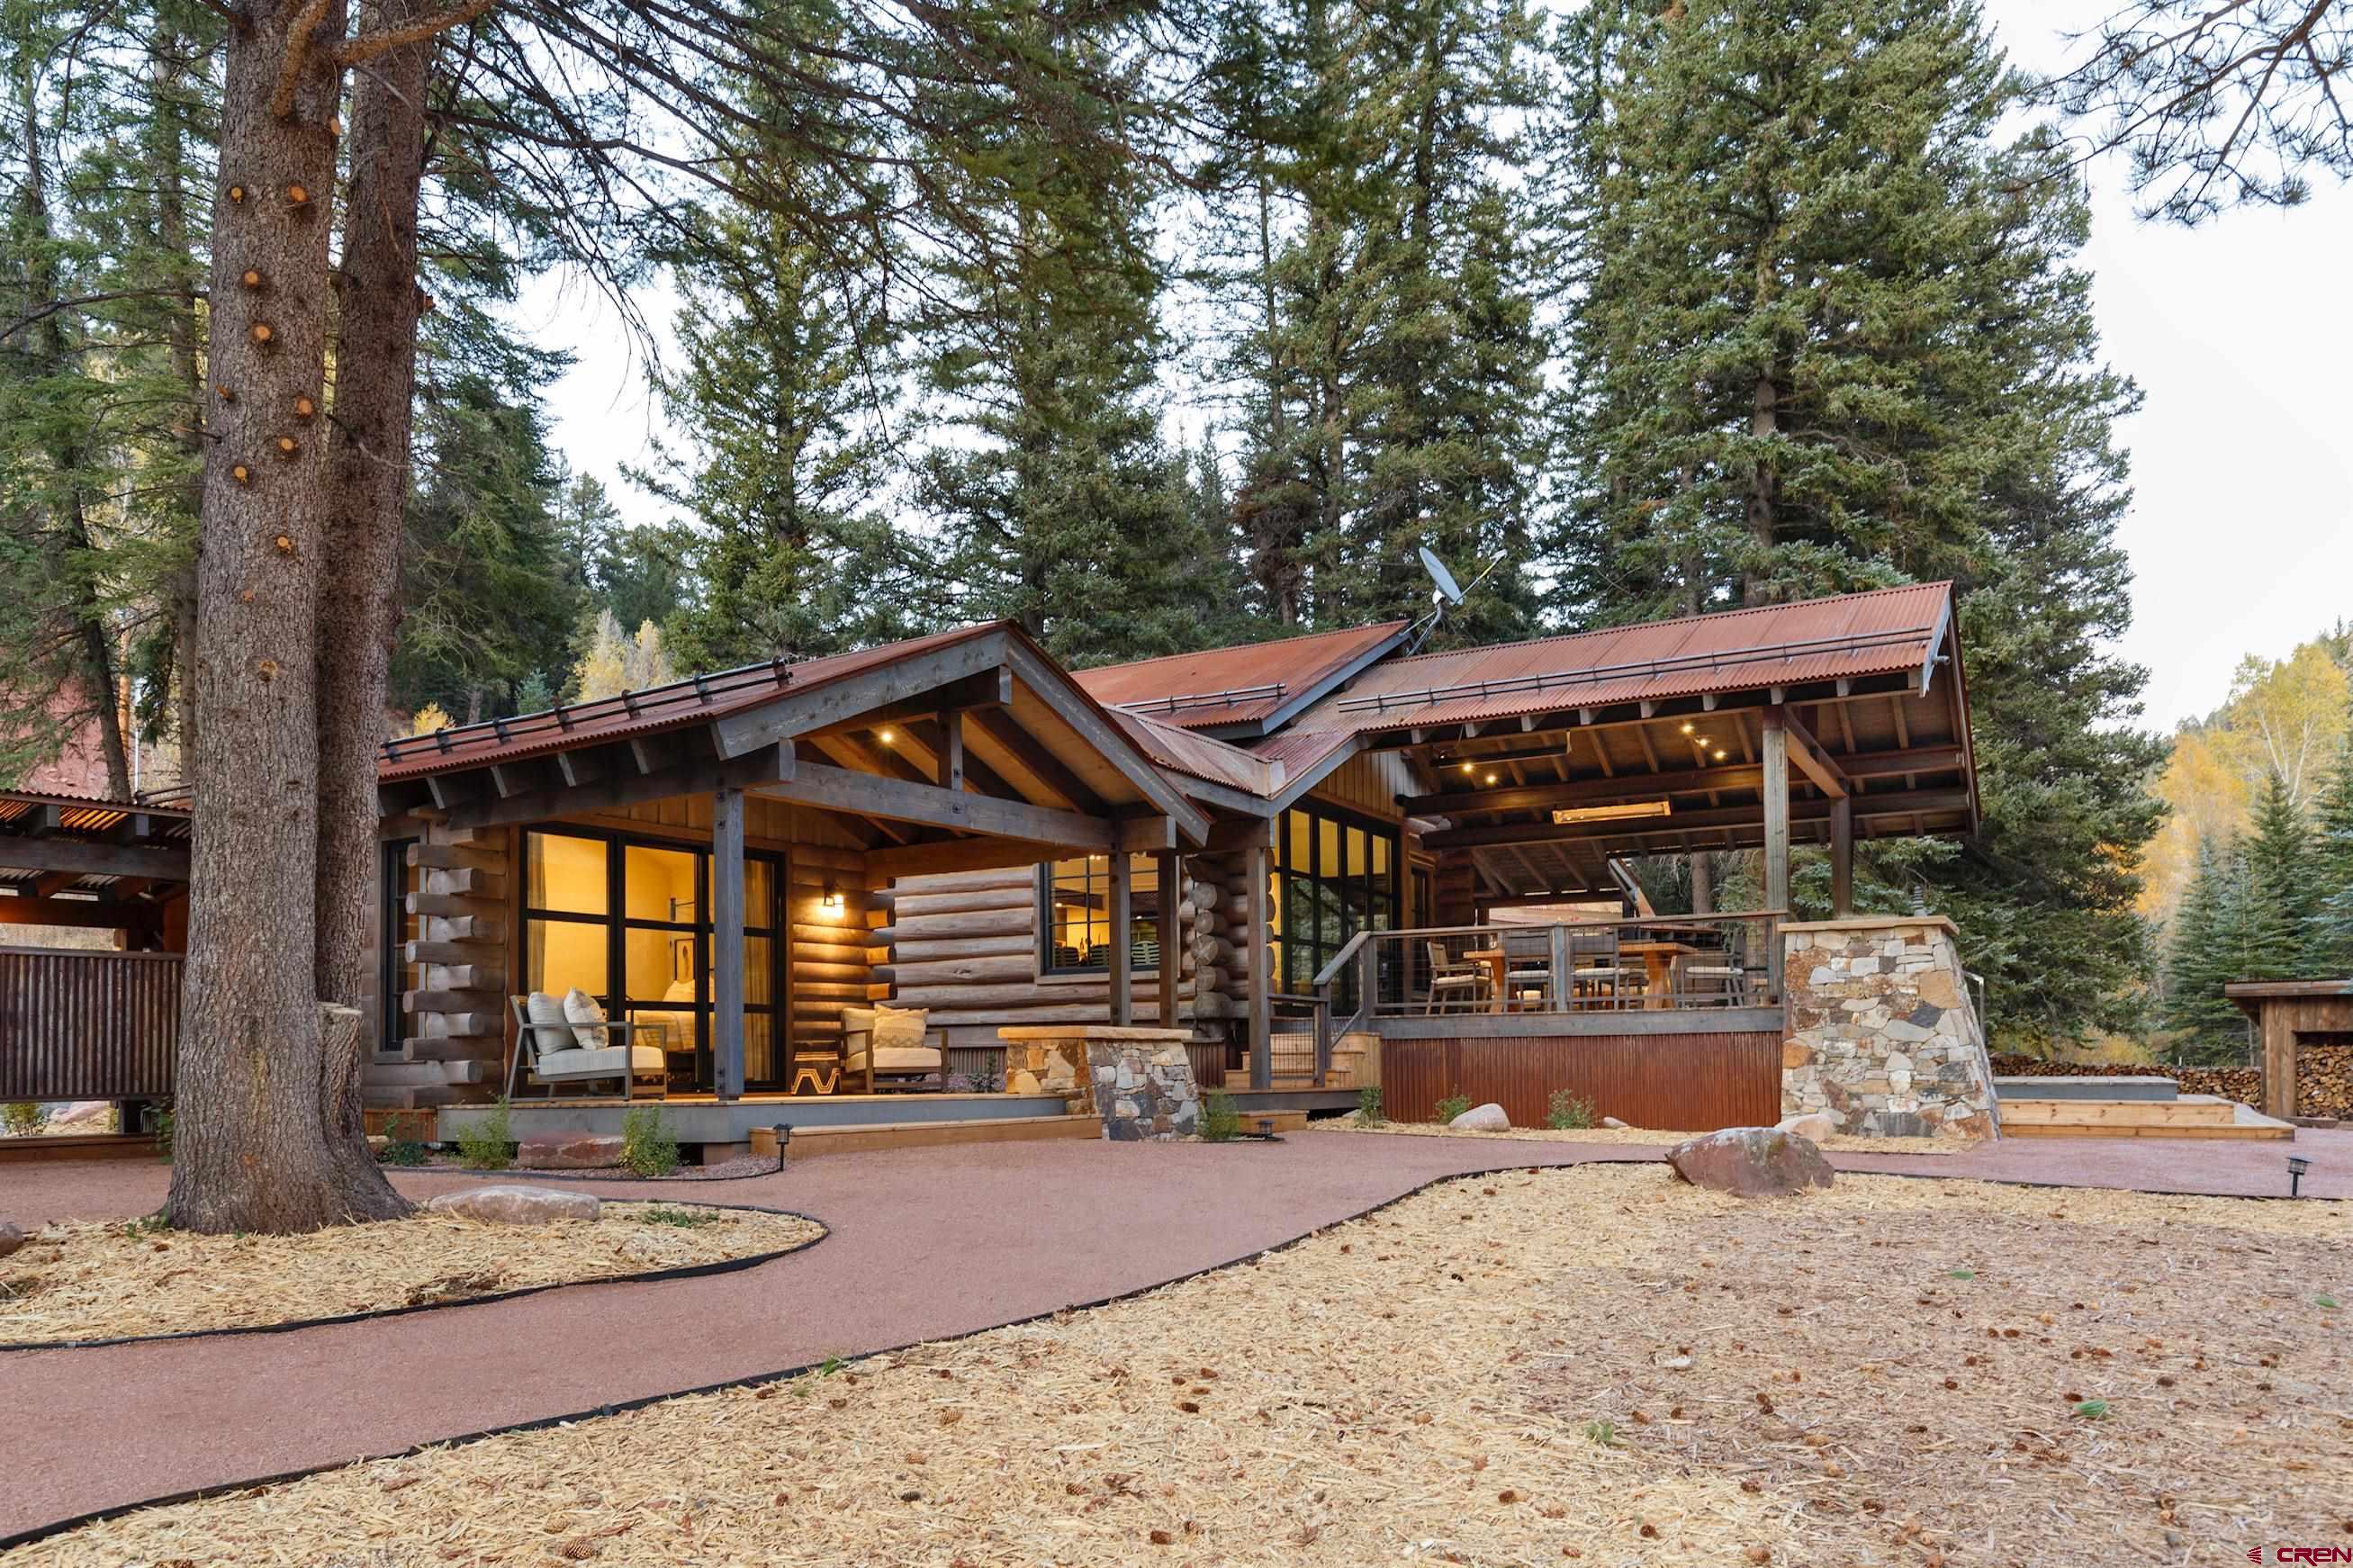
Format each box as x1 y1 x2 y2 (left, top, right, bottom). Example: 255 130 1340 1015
271 0 338 119
338 0 499 68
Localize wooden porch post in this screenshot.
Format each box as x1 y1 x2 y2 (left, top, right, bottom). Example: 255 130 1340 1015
1829 795 1854 917
1245 839 1272 1090
1108 851 1133 1027
1761 709 1790 997
713 785 746 1101
1155 850 1181 1026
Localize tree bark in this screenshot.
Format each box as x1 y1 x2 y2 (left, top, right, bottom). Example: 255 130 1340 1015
313 0 440 1219
170 0 407 1233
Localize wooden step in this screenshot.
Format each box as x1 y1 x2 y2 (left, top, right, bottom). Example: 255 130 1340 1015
760 1113 1099 1161
2000 1095 2238 1129
2003 1098 2295 1140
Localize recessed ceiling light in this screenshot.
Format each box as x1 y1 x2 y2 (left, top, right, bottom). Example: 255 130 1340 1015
1680 722 1694 734
878 727 897 744
1713 748 1726 761
1462 761 1475 773
1484 773 1499 785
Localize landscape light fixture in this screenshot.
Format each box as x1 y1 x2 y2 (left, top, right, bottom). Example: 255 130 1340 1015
2288 1155 2311 1196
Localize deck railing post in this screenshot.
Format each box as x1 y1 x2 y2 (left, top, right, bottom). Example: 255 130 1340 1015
1548 924 1570 1014
1107 851 1133 1028
712 785 746 1102
1313 982 1332 1089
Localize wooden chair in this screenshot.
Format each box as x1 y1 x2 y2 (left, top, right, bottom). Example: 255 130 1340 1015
840 1005 949 1092
507 994 669 1101
1569 930 1624 1010
1423 939 1486 1014
1501 930 1555 1011
1683 928 1750 1007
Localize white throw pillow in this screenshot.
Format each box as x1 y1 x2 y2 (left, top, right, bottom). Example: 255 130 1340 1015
840 1005 879 1039
525 991 572 1055
870 1005 928 1052
562 987 610 1050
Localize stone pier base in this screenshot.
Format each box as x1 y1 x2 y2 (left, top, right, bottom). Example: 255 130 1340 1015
1780 917 2001 1140
997 1026 1201 1140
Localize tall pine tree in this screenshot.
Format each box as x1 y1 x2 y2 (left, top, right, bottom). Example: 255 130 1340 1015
1554 0 2166 1042
2306 707 2353 975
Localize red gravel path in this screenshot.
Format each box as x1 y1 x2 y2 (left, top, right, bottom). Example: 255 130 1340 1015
3 1126 2347 1543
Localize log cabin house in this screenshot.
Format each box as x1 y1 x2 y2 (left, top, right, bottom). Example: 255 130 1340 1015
368 581 1996 1149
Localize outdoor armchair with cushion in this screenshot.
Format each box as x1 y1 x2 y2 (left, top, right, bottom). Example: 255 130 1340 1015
507 991 669 1101
1422 939 1486 1014
838 1004 948 1092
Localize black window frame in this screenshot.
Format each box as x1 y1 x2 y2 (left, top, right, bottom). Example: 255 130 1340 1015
1036 853 1165 980
1267 800 1402 1010
379 836 419 1052
520 825 788 1092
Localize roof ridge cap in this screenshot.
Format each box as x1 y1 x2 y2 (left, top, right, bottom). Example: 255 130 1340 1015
1381 582 1950 667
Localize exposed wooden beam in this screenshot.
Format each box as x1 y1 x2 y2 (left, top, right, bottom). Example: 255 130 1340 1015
753 761 1118 849
863 835 1067 881
713 631 1009 758
0 895 156 929
0 835 190 881
556 749 605 788
1420 789 1971 852
1402 761 1767 817
963 707 1103 814
1770 705 1847 799
999 640 1213 846
440 743 796 833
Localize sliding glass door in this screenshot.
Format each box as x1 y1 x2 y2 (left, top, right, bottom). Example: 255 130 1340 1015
523 828 785 1090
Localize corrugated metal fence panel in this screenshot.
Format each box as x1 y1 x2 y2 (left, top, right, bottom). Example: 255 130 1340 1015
0 947 181 1101
946 1044 1004 1086
1188 1043 1228 1088
1382 1033 1780 1131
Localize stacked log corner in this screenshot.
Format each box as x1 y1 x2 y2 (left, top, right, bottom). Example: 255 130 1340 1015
876 857 1259 1085
364 826 507 1111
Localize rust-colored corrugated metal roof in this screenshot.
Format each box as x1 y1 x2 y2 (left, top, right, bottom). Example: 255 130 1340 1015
0 789 192 833
1113 711 1285 798
1073 621 1410 732
1289 583 1955 734
378 624 1007 782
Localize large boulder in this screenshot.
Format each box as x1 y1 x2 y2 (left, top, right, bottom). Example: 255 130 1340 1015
1666 1128 1834 1197
426 1185 601 1225
1448 1102 1510 1132
0 1221 25 1259
518 1131 625 1170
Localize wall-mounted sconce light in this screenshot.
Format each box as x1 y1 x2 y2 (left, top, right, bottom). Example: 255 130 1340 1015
821 878 843 913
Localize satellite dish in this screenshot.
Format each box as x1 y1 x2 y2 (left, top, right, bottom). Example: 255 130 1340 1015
1419 546 1465 605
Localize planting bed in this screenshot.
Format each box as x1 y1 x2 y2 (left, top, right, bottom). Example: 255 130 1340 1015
1317 1118 1971 1154
0 1202 820 1347
16 1165 2345 1564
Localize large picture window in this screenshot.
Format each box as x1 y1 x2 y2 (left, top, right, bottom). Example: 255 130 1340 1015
1039 855 1162 977
523 829 785 1089
1266 802 1401 1007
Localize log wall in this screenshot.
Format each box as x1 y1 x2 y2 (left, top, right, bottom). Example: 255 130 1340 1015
877 860 1239 1075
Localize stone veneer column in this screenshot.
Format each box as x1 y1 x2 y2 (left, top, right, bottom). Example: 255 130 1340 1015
1779 916 2002 1140
997 1026 1202 1141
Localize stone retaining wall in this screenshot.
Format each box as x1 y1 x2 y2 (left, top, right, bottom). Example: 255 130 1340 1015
1781 917 2000 1140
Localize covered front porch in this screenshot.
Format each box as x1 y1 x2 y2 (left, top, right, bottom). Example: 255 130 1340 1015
373 623 1213 1118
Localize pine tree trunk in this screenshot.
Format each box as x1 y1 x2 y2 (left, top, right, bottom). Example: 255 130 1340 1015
311 1 435 1215
150 23 208 770
170 0 405 1234
1743 372 1777 607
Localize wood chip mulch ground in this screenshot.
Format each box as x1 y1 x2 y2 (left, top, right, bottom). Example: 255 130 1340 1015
17 1166 2346 1565
1318 1118 1972 1155
0 1203 820 1347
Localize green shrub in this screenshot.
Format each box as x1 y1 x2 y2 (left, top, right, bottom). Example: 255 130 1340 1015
1582 1419 1618 1447
1354 1086 1385 1127
455 1099 514 1170
621 1104 681 1177
633 1204 717 1229
1197 1090 1241 1142
2 1101 49 1138
1434 1093 1472 1126
2072 1399 2111 1421
376 1138 429 1167
1545 1090 1595 1131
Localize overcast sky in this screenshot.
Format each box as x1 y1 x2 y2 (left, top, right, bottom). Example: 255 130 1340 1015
521 0 2352 734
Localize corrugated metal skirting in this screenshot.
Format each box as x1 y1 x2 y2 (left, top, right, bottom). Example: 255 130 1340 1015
1382 1032 1781 1131
0 947 182 1100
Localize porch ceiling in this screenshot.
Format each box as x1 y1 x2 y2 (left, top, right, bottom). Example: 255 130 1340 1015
0 789 191 920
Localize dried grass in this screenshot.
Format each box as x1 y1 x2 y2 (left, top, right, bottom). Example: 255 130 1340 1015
20 1167 2348 1566
1321 1117 1974 1155
0 1203 819 1347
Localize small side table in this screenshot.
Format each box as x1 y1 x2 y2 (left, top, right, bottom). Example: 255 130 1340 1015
790 1063 839 1096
